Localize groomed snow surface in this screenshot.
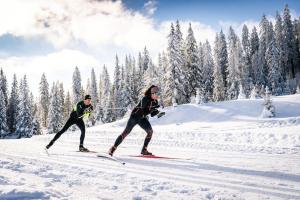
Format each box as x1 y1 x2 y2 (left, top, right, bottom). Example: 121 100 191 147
1 94 300 200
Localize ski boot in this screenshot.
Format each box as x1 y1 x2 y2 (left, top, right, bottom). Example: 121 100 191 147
108 146 116 156
141 147 152 155
46 141 54 149
79 145 89 152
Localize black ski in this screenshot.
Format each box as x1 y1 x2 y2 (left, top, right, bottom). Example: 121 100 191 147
97 154 126 165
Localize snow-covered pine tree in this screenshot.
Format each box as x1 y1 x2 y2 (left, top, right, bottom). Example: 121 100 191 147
113 55 123 119
72 66 82 105
47 83 64 134
142 47 150 72
219 30 229 93
29 93 42 136
257 15 269 90
275 11 286 84
90 68 98 103
238 84 246 99
59 83 65 118
282 4 297 80
293 18 300 77
185 23 201 100
137 52 145 97
241 24 253 96
16 76 34 138
38 73 49 127
266 22 283 95
86 78 90 97
250 85 260 99
0 88 8 138
119 64 129 117
64 91 72 121
261 86 276 118
174 20 189 104
202 40 214 102
213 33 226 101
121 56 132 107
7 74 19 134
100 66 111 123
250 27 260 85
195 88 202 104
0 68 8 107
158 51 168 106
105 85 115 122
227 27 241 100
296 85 300 94
164 23 177 106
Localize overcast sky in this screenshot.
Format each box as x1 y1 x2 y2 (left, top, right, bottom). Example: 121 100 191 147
0 0 299 97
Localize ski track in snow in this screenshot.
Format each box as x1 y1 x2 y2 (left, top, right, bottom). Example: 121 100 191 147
1 94 300 199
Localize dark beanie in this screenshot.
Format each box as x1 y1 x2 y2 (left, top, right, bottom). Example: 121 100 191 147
84 94 91 100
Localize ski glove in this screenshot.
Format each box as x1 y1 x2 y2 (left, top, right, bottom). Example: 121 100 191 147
150 109 159 117
152 104 160 109
157 111 165 118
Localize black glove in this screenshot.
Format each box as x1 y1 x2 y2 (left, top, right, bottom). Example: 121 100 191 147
157 112 165 118
152 104 160 109
150 109 159 117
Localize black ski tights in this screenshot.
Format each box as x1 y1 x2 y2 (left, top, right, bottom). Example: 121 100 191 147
113 115 153 149
50 117 86 146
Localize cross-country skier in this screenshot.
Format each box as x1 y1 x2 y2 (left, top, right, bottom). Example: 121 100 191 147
46 94 93 152
108 85 165 156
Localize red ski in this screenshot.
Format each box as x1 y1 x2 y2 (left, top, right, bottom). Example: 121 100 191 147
129 155 181 159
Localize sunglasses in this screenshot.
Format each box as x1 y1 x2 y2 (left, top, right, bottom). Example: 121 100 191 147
151 92 160 96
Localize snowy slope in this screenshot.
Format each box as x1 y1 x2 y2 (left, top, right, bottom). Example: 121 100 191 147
1 94 300 200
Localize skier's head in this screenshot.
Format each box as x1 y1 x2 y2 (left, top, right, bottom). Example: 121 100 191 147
84 94 92 105
144 85 160 100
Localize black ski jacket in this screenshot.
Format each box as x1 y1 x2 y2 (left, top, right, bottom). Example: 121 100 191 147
131 96 159 118
70 101 93 119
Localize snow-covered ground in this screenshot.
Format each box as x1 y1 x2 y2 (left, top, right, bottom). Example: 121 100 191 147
1 94 300 200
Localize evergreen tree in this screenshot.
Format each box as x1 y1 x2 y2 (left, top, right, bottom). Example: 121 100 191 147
47 83 64 134
175 20 189 103
113 55 122 119
38 73 49 127
64 91 72 121
7 74 19 134
241 24 253 96
15 76 34 138
282 4 297 79
0 89 8 138
266 23 283 95
72 66 82 104
164 23 177 105
275 11 286 83
250 85 260 99
257 14 269 88
0 68 8 106
250 27 260 84
202 41 214 102
227 27 241 100
185 23 201 100
237 85 246 99
219 30 229 93
261 86 276 118
213 33 226 101
90 68 98 103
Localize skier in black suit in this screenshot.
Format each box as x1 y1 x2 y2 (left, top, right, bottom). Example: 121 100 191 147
108 85 165 156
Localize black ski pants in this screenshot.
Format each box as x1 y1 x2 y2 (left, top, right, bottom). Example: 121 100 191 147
113 114 153 149
50 117 86 146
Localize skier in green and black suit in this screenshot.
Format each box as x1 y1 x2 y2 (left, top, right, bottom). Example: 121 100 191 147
46 95 93 152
